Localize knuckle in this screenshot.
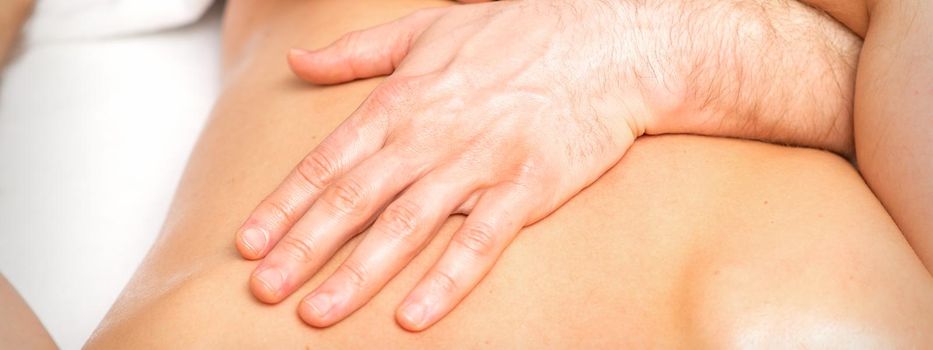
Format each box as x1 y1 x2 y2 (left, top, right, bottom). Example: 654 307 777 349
346 105 385 132
279 235 317 264
454 221 499 257
502 162 551 196
429 269 459 294
366 78 418 116
513 158 548 184
336 30 363 55
297 148 339 192
366 90 396 115
338 260 369 290
435 69 470 91
258 198 294 222
377 199 421 244
324 177 368 216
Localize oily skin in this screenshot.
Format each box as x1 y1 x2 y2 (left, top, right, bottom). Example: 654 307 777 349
801 0 933 272
239 1 645 331
233 0 863 330
84 0 933 346
86 134 933 348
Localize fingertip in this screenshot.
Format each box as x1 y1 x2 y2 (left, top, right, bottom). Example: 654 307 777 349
298 293 338 328
236 227 268 260
289 46 357 85
286 48 313 71
235 233 253 259
235 237 259 261
395 302 430 332
286 48 322 83
249 267 286 304
288 48 311 57
297 303 322 328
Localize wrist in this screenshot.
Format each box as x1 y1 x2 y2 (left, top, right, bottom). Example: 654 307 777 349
627 0 861 155
587 0 686 138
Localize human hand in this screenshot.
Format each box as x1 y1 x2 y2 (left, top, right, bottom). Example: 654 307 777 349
235 0 659 330
235 0 860 331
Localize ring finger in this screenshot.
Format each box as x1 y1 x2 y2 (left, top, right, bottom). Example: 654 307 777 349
297 166 480 327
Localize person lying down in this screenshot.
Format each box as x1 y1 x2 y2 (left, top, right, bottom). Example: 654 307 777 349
77 0 931 347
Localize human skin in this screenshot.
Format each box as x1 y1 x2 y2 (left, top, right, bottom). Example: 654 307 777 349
84 0 933 347
0 274 56 350
799 0 933 272
234 0 862 330
0 0 33 67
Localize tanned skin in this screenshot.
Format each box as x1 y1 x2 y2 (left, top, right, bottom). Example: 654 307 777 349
236 0 864 330
0 275 56 350
797 0 933 272
0 0 33 68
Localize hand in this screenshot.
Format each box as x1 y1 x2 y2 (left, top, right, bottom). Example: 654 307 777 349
235 0 657 330
234 0 859 331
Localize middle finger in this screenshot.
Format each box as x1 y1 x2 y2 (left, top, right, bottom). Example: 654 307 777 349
297 166 478 327
249 146 431 303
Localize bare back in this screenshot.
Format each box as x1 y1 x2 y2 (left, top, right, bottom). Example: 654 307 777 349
85 0 933 348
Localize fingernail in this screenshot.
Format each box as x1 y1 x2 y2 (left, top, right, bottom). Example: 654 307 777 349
255 268 284 295
305 293 334 318
289 48 311 56
400 302 427 327
241 228 268 255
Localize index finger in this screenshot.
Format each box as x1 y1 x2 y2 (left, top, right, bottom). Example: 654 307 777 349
235 113 386 260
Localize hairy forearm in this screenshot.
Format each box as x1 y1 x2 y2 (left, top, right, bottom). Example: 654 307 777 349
622 0 933 272
611 0 862 155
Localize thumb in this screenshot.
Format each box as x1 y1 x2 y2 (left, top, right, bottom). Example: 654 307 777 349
287 8 446 85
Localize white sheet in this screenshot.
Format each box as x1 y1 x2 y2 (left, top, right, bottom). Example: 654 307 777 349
0 5 222 349
25 0 215 43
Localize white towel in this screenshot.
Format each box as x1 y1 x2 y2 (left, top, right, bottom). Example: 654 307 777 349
24 0 216 44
